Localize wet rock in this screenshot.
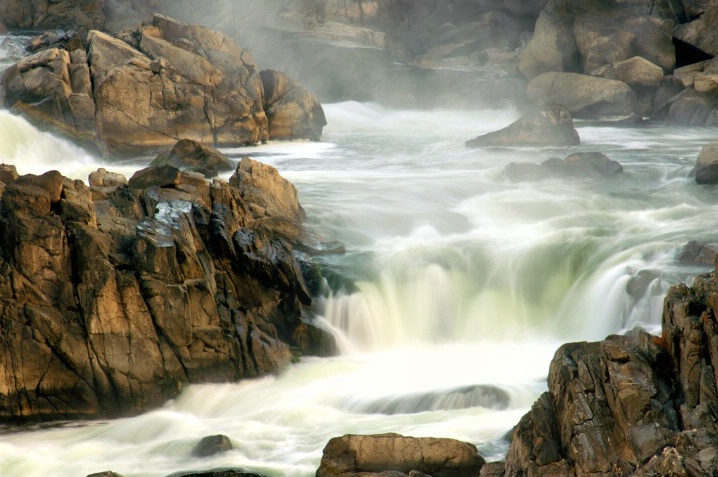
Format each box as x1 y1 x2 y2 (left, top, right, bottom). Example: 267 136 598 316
678 240 718 266
260 70 327 141
152 139 235 177
0 163 18 184
192 435 233 458
0 159 333 422
87 472 125 477
527 72 639 119
505 152 623 181
316 434 486 477
693 141 718 184
466 106 579 148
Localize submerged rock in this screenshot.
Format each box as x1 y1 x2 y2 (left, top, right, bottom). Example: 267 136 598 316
192 435 233 458
316 434 486 477
466 106 579 148
505 152 623 181
0 160 334 422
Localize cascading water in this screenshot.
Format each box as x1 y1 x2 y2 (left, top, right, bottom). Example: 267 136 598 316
1 37 718 477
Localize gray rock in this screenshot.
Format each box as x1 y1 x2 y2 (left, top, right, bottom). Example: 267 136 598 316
675 5 718 56
694 141 718 184
466 106 579 148
192 435 233 458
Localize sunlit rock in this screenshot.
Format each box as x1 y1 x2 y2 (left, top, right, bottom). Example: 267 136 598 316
317 434 486 477
466 106 579 148
527 72 639 119
0 0 104 34
151 139 234 178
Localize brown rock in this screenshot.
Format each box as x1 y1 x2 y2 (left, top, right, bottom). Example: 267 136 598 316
693 141 718 184
151 139 234 177
88 168 128 187
317 434 486 477
466 106 579 148
527 72 639 118
593 56 665 88
0 0 105 34
128 165 182 190
0 163 18 184
674 5 718 56
192 434 233 458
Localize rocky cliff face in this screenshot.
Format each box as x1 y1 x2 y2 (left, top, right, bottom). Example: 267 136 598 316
0 157 332 422
0 0 105 34
0 14 326 155
491 265 718 476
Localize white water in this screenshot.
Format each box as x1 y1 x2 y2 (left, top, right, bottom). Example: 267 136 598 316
2 44 718 477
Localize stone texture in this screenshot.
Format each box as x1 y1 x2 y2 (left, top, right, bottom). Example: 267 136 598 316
317 434 486 477
0 161 334 422
675 5 718 56
527 72 639 118
505 152 623 181
593 56 665 88
0 0 105 34
693 141 718 184
152 139 235 178
466 106 579 148
192 434 233 458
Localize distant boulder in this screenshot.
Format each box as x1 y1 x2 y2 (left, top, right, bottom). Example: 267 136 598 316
527 72 639 119
678 240 718 266
192 435 233 458
466 106 579 148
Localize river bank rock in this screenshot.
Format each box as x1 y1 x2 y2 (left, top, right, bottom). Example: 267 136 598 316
316 434 486 477
488 255 718 475
0 159 333 422
0 14 325 155
466 106 579 148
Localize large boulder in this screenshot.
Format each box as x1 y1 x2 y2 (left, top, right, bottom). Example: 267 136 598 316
663 88 718 126
466 106 579 148
260 70 326 141
1 14 325 155
527 72 640 118
674 5 718 56
151 139 235 178
505 151 623 180
316 434 486 477
593 56 665 88
0 160 333 422
0 0 105 34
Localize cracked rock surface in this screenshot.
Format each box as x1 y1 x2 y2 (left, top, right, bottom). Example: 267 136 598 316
0 158 332 422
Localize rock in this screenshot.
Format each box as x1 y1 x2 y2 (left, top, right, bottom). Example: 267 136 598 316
615 0 686 23
673 61 710 89
663 88 718 126
466 106 579 148
152 139 235 178
677 240 718 266
88 168 128 187
28 30 85 53
0 159 333 422
128 165 183 190
0 0 105 34
478 462 506 477
2 14 325 155
519 0 675 80
504 0 549 16
593 56 665 88
693 141 718 184
230 157 306 239
192 435 233 458
260 70 327 141
526 72 639 119
168 471 268 477
316 434 486 477
0 21 6 34
87 472 125 477
505 152 623 181
674 5 718 56
0 164 18 184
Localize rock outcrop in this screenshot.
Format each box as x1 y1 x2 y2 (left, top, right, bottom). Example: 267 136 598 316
0 0 105 34
693 140 718 184
151 139 235 178
0 14 325 155
316 434 486 477
487 258 718 475
466 106 579 148
0 158 333 422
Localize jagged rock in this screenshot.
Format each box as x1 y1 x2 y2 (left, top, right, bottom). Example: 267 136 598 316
260 70 327 141
693 141 718 184
128 165 183 190
478 462 506 477
152 139 235 178
1 14 325 155
0 0 105 34
527 72 639 118
192 435 233 458
673 61 710 88
466 106 579 148
0 160 333 422
316 434 486 477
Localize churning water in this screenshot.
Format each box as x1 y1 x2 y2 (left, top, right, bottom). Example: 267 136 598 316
1 39 718 477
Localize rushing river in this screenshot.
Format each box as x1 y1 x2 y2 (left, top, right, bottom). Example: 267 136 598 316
2 33 718 477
